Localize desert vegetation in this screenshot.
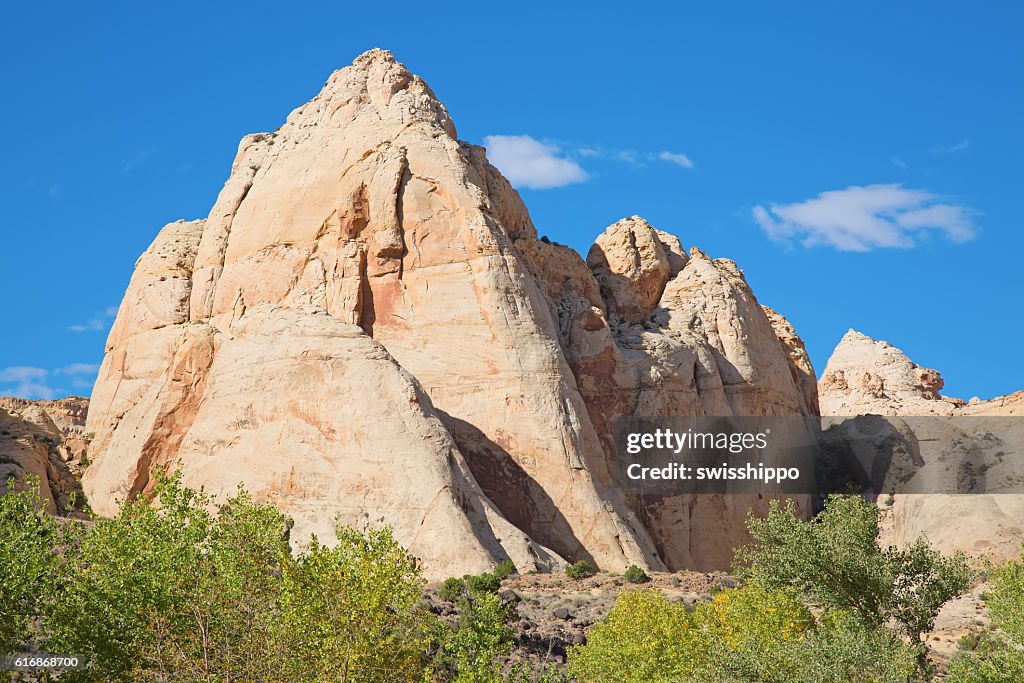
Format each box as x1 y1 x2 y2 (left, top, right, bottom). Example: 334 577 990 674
2 480 1017 682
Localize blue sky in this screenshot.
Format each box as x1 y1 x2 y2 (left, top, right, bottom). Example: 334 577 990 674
1 1 1021 401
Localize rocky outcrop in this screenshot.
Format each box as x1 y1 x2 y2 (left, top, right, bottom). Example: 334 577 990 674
85 49 819 577
818 330 1024 562
0 397 89 513
819 330 962 416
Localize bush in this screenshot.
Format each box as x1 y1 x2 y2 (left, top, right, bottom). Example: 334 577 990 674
568 585 918 683
440 576 467 602
623 564 649 584
948 544 1024 682
565 560 594 580
9 472 435 683
493 558 517 579
435 589 513 683
736 495 971 643
438 566 506 603
0 476 65 653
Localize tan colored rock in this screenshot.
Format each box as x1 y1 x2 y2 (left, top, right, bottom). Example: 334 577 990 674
819 330 961 416
587 216 672 323
86 49 659 578
0 397 87 514
818 330 1024 563
762 306 820 417
85 50 823 577
520 220 819 570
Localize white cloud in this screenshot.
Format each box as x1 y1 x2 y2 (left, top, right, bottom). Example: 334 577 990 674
1 363 100 400
69 305 118 333
931 139 971 154
68 318 107 333
56 363 100 376
0 366 48 383
658 151 694 169
483 135 587 190
890 156 907 169
0 367 56 400
753 184 977 252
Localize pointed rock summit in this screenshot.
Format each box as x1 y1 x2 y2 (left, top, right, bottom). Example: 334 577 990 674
85 50 818 577
818 329 959 416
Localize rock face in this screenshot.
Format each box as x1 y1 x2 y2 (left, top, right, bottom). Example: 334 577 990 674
819 330 962 416
85 49 818 578
818 330 1024 562
0 396 89 513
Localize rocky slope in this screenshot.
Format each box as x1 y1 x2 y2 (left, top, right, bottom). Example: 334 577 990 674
84 49 818 579
0 396 89 513
819 330 1024 562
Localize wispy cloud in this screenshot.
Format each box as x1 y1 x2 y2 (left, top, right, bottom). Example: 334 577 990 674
483 135 696 189
68 319 107 333
890 156 907 169
930 139 971 155
753 184 976 252
0 366 56 400
483 135 587 190
658 151 695 169
68 305 118 333
55 363 100 376
119 145 161 174
0 363 100 400
49 183 62 197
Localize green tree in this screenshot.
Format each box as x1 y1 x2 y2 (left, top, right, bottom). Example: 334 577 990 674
279 525 433 682
0 477 66 653
735 495 971 653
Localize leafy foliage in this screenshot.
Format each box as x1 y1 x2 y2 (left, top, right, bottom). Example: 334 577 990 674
2 472 434 682
568 583 920 683
565 560 594 580
948 544 1024 683
438 565 508 603
435 590 514 683
0 477 65 653
736 495 971 642
570 494 969 682
623 564 649 584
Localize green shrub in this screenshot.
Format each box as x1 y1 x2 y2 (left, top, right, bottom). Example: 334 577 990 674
439 569 504 603
440 575 467 602
493 558 517 579
435 589 513 683
568 584 918 683
948 544 1024 683
623 564 649 584
0 476 66 653
565 560 594 580
465 571 502 595
22 472 434 683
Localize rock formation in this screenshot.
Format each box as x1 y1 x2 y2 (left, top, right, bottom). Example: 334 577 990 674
0 396 89 513
84 49 818 578
819 330 962 416
818 330 1024 562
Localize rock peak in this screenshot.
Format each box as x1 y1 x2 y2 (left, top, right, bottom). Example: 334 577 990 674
819 329 953 415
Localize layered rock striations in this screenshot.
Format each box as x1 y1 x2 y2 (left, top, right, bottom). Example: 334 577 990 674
84 50 818 577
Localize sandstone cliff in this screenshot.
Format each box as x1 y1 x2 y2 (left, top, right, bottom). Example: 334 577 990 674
84 50 818 577
0 396 89 513
818 330 1024 562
